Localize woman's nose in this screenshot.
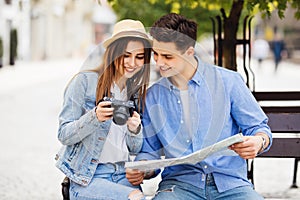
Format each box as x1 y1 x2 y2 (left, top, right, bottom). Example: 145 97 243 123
128 57 136 67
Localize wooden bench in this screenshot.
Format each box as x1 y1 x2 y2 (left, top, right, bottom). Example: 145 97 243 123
248 91 300 188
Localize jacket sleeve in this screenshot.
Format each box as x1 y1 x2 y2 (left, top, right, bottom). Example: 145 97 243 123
57 73 110 145
126 126 143 154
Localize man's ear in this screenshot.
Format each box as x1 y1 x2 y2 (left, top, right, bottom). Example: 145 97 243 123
185 46 195 56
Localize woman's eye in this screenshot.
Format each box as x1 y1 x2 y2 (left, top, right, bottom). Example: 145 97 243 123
136 55 145 60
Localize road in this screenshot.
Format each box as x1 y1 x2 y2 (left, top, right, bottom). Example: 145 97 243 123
0 57 299 199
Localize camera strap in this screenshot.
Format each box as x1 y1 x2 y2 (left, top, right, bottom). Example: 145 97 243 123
130 93 143 119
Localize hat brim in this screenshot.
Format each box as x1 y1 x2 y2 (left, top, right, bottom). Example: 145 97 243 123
103 31 152 49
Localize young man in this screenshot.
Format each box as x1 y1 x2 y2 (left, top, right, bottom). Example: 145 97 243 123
126 13 272 199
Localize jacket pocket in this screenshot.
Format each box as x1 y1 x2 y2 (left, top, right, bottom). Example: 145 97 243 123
68 143 80 162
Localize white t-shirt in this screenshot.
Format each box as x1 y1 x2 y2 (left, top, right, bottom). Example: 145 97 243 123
180 90 192 139
99 83 130 163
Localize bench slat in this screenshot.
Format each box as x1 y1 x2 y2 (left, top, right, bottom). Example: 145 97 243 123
253 91 300 101
259 138 300 157
262 106 300 113
266 112 300 132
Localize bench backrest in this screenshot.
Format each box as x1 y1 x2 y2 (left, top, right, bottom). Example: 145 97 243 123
253 91 300 158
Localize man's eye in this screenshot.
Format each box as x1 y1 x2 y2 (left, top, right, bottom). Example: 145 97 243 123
124 54 130 58
165 56 173 59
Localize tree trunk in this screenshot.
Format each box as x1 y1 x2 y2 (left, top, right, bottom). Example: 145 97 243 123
222 0 244 71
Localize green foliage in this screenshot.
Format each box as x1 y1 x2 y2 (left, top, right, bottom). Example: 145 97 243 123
105 0 300 20
103 0 300 38
246 0 300 19
290 0 300 19
106 0 220 37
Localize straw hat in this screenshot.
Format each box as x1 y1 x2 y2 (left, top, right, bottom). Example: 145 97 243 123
103 19 152 48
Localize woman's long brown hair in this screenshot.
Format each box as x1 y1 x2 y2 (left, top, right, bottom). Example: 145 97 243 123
95 37 151 114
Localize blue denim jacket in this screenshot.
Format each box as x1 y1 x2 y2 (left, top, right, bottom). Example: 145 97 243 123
136 56 272 192
55 71 143 186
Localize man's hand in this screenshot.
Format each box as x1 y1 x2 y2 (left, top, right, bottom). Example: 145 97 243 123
228 135 264 159
126 168 145 186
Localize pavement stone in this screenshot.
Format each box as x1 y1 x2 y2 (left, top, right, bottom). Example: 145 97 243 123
0 57 299 199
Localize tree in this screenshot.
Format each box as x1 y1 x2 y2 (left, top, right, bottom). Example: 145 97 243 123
103 0 300 71
103 0 220 36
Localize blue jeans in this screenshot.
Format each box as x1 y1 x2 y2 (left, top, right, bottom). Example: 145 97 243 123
69 163 145 200
153 174 264 200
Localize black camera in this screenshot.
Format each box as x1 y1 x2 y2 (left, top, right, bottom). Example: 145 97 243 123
103 97 135 125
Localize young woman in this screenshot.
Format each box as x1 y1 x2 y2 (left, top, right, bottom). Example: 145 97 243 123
55 19 152 200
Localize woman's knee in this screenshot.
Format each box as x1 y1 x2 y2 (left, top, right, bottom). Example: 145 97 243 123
128 189 144 200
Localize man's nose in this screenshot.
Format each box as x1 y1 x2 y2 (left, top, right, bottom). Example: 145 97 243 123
155 56 164 66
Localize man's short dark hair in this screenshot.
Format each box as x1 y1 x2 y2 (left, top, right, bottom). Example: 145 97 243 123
150 13 197 53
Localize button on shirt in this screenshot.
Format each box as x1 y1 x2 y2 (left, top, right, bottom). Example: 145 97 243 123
136 56 272 192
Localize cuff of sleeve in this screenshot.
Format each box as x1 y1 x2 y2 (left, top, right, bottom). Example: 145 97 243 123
128 124 142 137
90 108 110 129
256 132 272 154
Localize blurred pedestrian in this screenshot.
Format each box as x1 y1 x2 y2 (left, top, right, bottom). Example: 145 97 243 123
55 19 152 200
252 38 270 67
270 26 285 72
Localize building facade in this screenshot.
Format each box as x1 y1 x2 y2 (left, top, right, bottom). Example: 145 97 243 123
0 0 116 65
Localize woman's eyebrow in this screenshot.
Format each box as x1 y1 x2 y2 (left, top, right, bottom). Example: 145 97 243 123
125 51 145 55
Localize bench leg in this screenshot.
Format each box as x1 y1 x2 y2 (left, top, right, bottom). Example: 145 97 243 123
247 159 255 188
291 158 299 188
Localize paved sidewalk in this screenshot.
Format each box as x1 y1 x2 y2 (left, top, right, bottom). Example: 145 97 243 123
0 59 81 200
0 58 299 199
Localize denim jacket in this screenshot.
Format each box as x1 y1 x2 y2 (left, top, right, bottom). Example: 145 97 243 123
55 71 143 186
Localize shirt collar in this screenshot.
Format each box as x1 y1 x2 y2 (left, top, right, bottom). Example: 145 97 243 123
191 55 205 86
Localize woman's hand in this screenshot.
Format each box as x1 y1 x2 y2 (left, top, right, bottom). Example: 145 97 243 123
127 111 141 134
95 101 113 122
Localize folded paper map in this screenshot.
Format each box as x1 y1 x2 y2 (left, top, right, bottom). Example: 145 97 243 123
125 134 244 171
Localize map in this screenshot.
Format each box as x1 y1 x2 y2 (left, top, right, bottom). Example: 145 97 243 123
125 134 244 171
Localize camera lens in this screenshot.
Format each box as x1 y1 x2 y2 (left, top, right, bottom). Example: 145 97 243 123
113 106 129 125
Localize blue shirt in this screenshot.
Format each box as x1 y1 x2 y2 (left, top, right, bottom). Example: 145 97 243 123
136 56 272 192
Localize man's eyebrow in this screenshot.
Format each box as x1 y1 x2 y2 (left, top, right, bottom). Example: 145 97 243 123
152 49 172 56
